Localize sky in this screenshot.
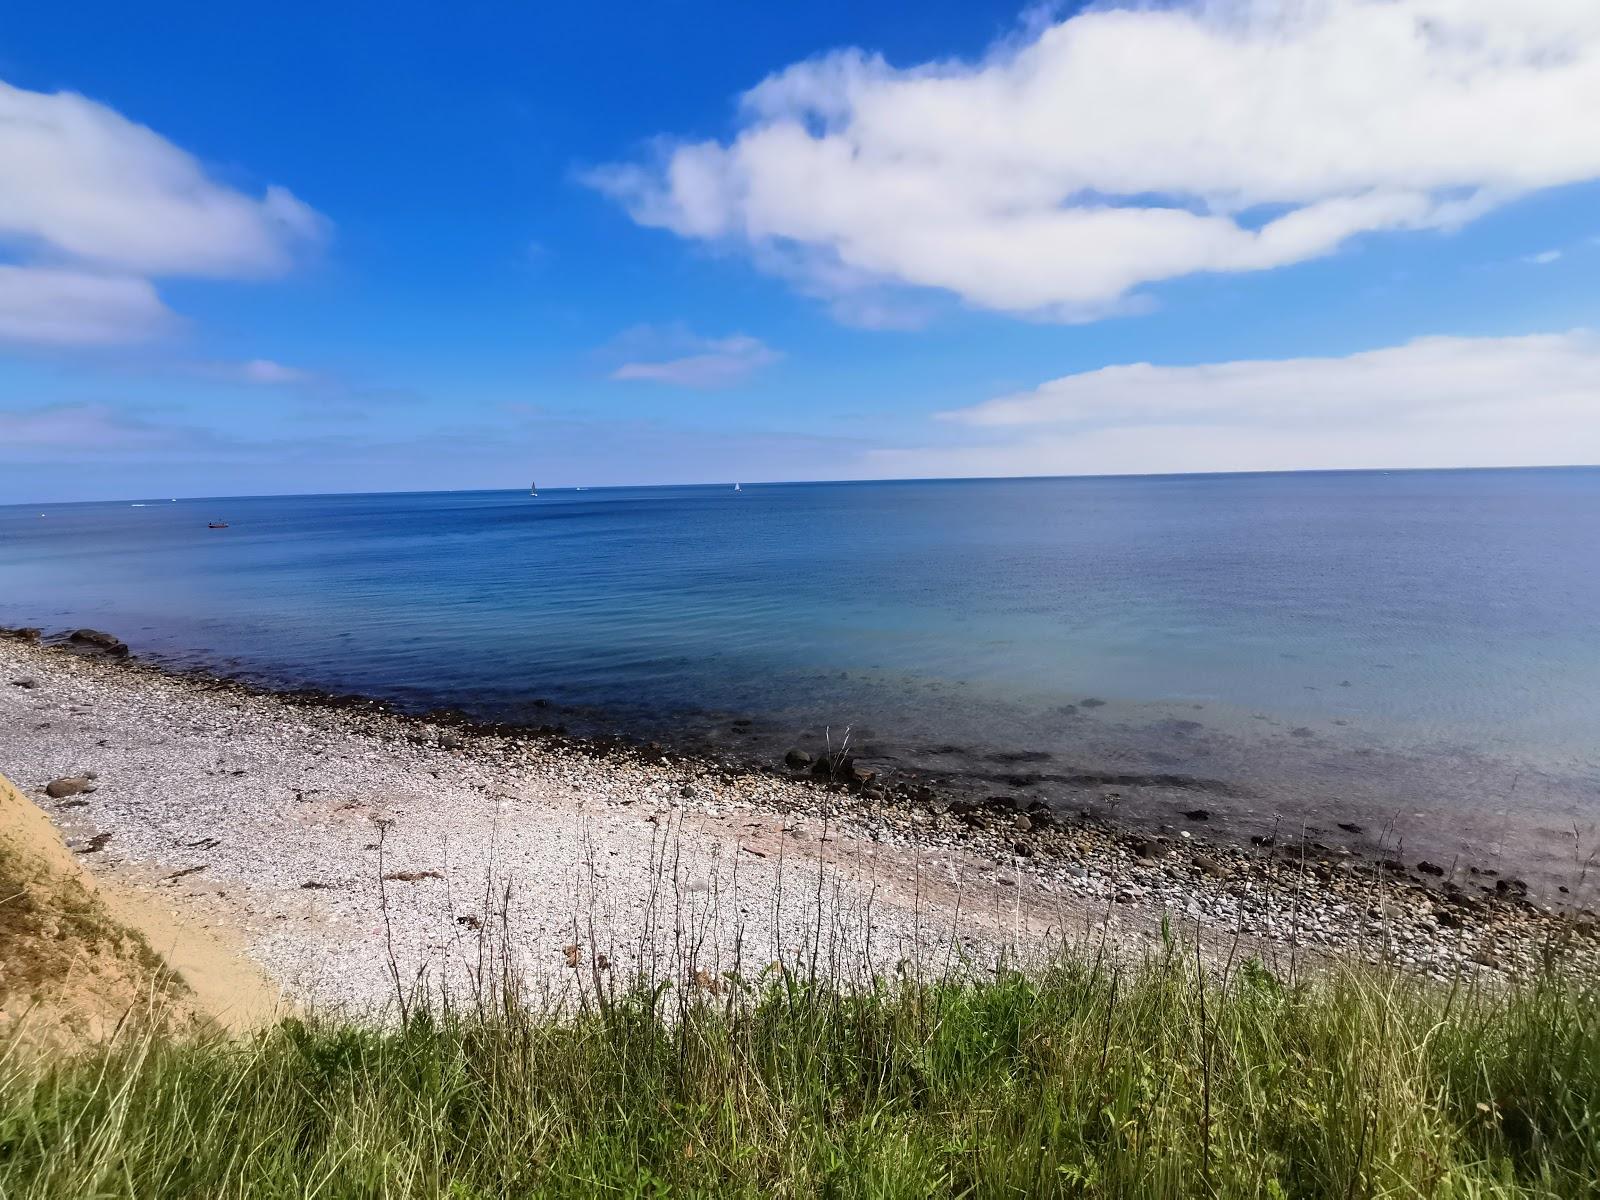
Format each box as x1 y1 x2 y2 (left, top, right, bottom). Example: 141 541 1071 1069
2 0 1599 502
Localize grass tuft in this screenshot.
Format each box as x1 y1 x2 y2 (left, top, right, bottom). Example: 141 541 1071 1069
2 946 1596 1197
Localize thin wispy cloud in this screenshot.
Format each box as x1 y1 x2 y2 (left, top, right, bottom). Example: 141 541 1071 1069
1523 250 1563 265
0 78 326 345
591 1 1600 323
608 327 781 388
181 358 319 386
0 403 189 454
867 332 1600 477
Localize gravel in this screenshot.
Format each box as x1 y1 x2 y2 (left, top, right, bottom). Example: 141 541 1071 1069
3 632 1594 1015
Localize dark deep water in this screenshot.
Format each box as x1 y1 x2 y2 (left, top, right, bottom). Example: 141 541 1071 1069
4 469 1597 894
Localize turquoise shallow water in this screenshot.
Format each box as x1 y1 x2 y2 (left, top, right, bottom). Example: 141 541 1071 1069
3 469 1597 891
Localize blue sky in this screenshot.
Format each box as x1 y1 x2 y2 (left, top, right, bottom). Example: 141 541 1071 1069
2 0 1599 502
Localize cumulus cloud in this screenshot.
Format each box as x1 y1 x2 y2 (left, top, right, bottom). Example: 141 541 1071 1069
866 332 1600 476
0 266 173 345
591 0 1600 321
0 78 325 344
608 327 781 388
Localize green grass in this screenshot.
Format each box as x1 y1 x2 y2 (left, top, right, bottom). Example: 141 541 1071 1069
2 944 1596 1198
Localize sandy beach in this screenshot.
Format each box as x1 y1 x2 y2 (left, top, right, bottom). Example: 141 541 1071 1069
3 628 1595 1015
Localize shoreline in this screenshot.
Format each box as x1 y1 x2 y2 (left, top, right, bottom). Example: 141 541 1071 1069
3 626 1596 1009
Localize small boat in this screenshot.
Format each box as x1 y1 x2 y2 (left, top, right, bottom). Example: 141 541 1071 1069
207 521 229 529
733 482 742 492
529 479 538 498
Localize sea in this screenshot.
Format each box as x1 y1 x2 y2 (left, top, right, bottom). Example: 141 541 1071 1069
3 469 1597 895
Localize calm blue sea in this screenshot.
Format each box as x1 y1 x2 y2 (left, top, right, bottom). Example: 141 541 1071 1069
4 470 1597 889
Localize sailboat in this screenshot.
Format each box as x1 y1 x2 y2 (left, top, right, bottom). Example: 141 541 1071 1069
529 479 538 498
733 482 742 492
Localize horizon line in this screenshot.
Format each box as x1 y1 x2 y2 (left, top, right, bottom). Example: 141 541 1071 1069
3 461 1598 509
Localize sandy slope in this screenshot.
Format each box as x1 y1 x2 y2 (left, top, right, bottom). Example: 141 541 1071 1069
0 771 277 1047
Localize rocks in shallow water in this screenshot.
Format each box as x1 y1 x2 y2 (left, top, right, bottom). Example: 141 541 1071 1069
67 628 129 657
784 749 813 769
10 677 37 689
1337 822 1364 834
45 775 93 798
1181 808 1211 822
1416 861 1446 877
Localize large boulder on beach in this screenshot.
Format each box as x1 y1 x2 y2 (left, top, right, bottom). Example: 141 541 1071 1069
67 629 129 657
44 776 93 799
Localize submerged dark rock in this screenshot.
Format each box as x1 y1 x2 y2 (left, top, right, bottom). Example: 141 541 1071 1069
67 628 129 657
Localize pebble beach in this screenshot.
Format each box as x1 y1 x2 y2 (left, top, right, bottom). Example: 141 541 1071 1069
3 627 1595 1014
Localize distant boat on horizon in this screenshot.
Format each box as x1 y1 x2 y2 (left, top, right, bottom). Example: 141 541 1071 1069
207 521 229 529
529 479 538 498
734 482 742 492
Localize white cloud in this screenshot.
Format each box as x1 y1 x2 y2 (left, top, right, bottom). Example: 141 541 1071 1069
591 0 1600 321
1524 249 1564 265
867 332 1600 476
609 329 781 388
0 78 325 345
0 266 173 345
